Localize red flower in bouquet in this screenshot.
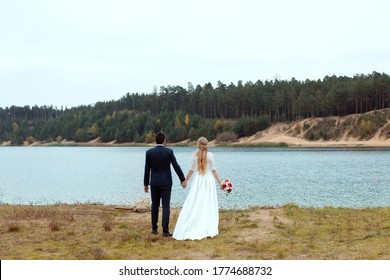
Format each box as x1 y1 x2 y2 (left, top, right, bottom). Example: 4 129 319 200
221 179 233 194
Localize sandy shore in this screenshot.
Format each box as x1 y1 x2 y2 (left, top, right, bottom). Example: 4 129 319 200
233 119 390 147
2 135 390 148
233 125 390 147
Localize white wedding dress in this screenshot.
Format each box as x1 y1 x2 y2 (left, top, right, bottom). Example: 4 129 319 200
173 152 219 240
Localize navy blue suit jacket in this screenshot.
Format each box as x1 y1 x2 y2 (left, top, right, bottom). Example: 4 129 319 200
144 145 185 186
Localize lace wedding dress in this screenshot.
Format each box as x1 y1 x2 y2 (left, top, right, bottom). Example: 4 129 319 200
173 152 219 240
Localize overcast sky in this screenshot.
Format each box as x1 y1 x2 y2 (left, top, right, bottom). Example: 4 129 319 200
1 0 389 108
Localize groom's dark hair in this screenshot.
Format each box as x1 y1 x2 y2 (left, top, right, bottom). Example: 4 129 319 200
155 132 166 144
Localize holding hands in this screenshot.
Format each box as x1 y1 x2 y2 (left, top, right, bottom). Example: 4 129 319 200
181 170 193 189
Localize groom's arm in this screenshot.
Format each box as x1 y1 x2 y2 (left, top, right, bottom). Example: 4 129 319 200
144 151 151 191
169 150 185 182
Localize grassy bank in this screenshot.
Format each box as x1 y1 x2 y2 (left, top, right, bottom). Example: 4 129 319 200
0 204 389 260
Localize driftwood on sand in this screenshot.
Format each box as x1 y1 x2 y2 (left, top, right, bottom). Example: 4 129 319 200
115 198 151 213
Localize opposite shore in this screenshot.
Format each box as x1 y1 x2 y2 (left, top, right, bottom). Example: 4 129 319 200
2 124 390 148
2 109 390 148
2 136 390 148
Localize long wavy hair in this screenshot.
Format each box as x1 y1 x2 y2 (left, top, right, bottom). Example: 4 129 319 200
196 137 208 174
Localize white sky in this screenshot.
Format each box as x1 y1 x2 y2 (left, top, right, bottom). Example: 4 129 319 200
1 0 389 108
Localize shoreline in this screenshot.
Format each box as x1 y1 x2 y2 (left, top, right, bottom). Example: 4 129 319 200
2 139 390 148
0 200 388 210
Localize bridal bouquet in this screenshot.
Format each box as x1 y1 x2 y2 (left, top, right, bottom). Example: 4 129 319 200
221 179 233 194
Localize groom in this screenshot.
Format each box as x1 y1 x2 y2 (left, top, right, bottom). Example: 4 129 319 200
143 132 186 237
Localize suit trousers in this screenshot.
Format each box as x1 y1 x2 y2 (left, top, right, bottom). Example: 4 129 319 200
150 185 172 233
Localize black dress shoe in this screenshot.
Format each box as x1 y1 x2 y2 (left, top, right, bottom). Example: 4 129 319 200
151 230 158 235
162 232 173 237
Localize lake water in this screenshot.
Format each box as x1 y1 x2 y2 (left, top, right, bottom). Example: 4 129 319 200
0 146 389 209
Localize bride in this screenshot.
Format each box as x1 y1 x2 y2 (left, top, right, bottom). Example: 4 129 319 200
173 137 222 240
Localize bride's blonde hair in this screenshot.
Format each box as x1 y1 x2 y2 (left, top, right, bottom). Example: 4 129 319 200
197 137 208 174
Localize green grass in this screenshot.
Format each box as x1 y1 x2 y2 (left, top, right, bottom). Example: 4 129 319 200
0 204 389 260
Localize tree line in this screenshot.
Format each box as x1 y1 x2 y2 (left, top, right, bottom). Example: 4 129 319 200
1 71 389 145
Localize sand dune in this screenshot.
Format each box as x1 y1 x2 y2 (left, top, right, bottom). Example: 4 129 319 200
235 116 390 147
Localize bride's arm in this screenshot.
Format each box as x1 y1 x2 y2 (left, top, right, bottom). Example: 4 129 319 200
182 170 194 188
183 152 196 188
212 170 223 189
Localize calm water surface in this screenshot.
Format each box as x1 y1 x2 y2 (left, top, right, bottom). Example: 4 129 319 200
0 146 389 209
